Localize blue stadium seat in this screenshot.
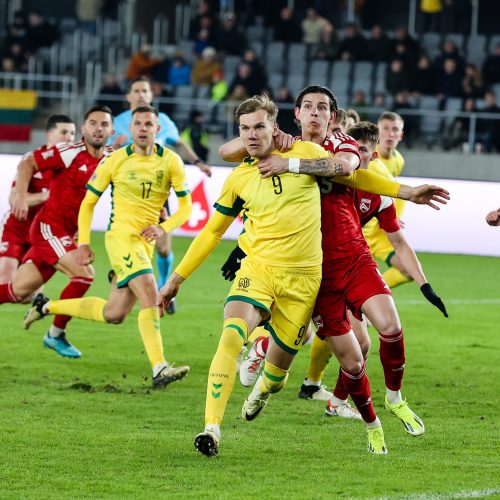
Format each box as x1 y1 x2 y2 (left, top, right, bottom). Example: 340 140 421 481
223 55 241 80
286 74 306 99
308 60 330 87
421 32 442 59
269 73 285 96
466 35 487 68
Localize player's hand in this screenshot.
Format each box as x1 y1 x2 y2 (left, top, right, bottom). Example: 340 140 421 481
196 161 212 177
258 155 290 178
159 207 168 222
274 130 294 152
420 283 448 317
76 244 95 266
221 245 246 281
157 272 184 316
406 184 450 210
11 193 29 221
141 225 165 243
485 209 500 226
112 134 128 149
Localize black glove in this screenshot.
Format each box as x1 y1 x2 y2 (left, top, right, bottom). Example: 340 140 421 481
221 246 247 281
420 283 448 318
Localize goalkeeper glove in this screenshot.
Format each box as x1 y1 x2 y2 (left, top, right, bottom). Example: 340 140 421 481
221 246 246 281
420 283 448 317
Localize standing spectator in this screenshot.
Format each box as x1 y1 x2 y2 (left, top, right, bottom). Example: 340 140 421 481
419 0 442 33
76 0 102 35
367 24 391 62
338 23 368 61
313 24 340 61
125 44 164 81
241 48 268 92
386 59 411 96
411 55 438 96
274 7 301 43
392 91 417 146
96 74 125 116
214 13 247 56
191 46 222 86
482 43 500 86
462 63 485 99
436 58 464 101
301 8 331 46
168 54 191 88
180 110 210 162
25 10 60 49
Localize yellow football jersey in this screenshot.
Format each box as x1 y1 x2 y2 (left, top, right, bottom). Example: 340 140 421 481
86 144 189 233
214 140 330 268
375 145 405 178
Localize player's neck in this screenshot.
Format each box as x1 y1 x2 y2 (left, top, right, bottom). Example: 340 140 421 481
301 132 325 145
378 145 394 159
85 141 104 158
134 144 155 156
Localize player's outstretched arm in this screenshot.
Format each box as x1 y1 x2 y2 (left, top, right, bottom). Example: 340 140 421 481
258 151 359 178
176 138 212 177
486 209 500 226
386 230 427 286
397 184 450 209
157 272 184 315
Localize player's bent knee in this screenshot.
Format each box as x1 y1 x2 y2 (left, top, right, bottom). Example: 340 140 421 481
360 338 371 358
342 358 364 375
219 318 249 356
103 308 128 324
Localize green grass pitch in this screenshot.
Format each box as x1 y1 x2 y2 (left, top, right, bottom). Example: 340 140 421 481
0 233 499 499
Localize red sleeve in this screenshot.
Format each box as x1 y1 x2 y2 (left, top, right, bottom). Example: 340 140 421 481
329 132 361 160
33 145 64 172
376 203 400 233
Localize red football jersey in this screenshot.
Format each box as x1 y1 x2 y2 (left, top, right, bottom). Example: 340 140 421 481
314 132 367 261
33 140 111 233
355 191 400 233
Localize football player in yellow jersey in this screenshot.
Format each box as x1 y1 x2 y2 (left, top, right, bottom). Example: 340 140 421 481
364 111 413 289
157 94 407 457
24 106 192 388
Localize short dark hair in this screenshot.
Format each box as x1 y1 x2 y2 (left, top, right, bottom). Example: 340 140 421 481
294 85 338 113
132 105 158 117
347 121 379 147
128 76 151 92
235 94 278 124
45 114 74 132
83 105 113 121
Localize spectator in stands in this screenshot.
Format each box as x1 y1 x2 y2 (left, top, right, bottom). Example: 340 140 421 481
275 85 297 135
4 14 29 51
367 24 391 62
386 59 411 96
436 58 464 101
180 110 209 162
26 10 59 49
189 0 215 40
443 96 475 151
1 42 29 72
434 39 465 73
476 91 500 152
208 69 228 128
168 54 191 88
367 92 389 122
229 62 267 97
76 0 102 35
274 7 301 43
411 55 438 96
482 43 500 87
192 16 217 56
214 12 247 56
241 48 268 92
96 74 125 116
191 46 222 86
1 57 15 73
419 0 443 33
151 80 174 117
225 84 249 137
312 24 340 61
351 90 369 119
462 63 485 100
338 22 368 61
390 26 420 65
442 0 470 34
301 8 331 46
392 91 417 147
125 44 164 81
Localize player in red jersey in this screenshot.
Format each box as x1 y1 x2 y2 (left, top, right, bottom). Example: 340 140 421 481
0 115 76 289
1 105 114 358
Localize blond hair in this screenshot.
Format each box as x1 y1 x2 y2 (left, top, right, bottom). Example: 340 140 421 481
235 94 278 124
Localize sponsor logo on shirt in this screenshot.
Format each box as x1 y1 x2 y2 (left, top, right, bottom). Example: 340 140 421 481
237 277 251 291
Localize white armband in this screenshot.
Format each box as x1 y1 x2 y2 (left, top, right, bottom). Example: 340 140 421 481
288 158 300 173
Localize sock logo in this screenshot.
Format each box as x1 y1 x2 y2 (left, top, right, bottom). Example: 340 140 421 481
211 382 222 399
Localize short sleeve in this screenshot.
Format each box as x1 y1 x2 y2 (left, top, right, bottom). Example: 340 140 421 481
158 113 180 146
213 171 243 218
33 145 65 171
376 197 400 233
86 154 114 197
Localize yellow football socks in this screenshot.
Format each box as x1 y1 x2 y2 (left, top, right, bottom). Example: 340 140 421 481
305 335 332 383
247 325 270 344
48 297 106 322
138 307 165 367
383 266 412 289
205 317 248 426
258 360 288 394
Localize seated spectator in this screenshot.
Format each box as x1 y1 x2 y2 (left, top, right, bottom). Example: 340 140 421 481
214 12 247 56
275 85 297 135
482 43 500 86
26 10 59 49
462 63 485 100
351 92 369 119
434 39 465 73
191 47 222 86
338 23 368 61
436 57 464 101
180 110 209 162
1 57 16 73
229 62 267 97
390 26 420 64
367 24 391 62
392 91 417 146
345 108 361 129
96 74 125 116
443 96 476 151
367 92 388 122
1 42 29 72
151 80 174 116
274 7 301 43
411 55 437 96
312 24 340 61
241 48 268 92
301 8 331 46
168 54 191 88
476 91 500 152
386 59 411 96
189 0 215 40
192 16 217 56
225 84 250 137
125 44 164 81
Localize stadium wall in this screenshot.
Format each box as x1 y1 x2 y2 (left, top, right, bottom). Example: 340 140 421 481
0 154 498 257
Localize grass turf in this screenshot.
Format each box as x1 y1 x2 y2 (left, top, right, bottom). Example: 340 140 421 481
0 234 499 499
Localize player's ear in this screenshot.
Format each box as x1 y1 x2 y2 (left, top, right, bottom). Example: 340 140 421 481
126 92 132 104
371 151 378 160
272 123 279 136
156 124 160 134
293 107 300 121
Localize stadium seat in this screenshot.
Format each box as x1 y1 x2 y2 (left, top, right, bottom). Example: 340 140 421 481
352 62 374 97
444 97 463 127
172 85 195 124
418 96 442 148
269 73 285 96
445 33 465 51
249 41 264 58
178 40 196 63
466 35 487 68
223 55 241 79
287 43 308 64
488 34 500 52
373 62 387 94
285 74 306 99
308 60 330 87
492 83 500 104
265 42 286 73
246 25 265 42
421 32 442 59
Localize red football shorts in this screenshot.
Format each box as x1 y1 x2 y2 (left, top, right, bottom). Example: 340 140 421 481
313 252 392 337
0 215 31 261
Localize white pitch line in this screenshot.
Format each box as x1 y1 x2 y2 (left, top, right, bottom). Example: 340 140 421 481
374 487 500 500
396 299 500 305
